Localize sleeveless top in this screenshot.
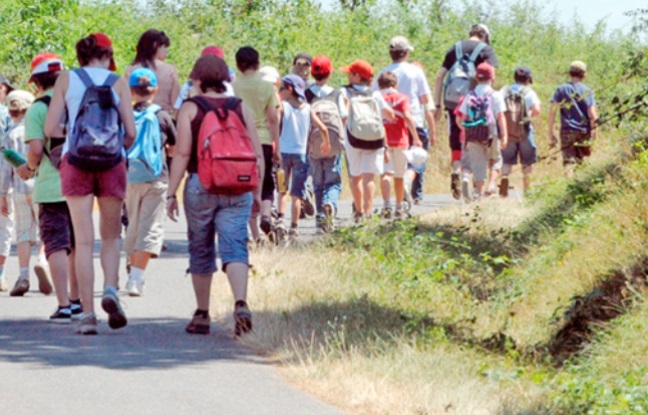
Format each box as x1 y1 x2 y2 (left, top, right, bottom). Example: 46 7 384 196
63 67 120 155
279 101 311 155
188 96 245 173
125 61 180 114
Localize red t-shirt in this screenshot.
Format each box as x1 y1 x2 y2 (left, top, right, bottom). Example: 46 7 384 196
381 90 411 148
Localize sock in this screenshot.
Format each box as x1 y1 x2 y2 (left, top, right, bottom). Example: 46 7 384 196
19 267 29 281
396 203 402 210
404 177 412 193
104 285 118 295
0 264 5 280
70 300 82 311
194 309 209 318
384 200 392 209
129 267 145 283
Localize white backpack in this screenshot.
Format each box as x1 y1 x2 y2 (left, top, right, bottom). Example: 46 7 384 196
345 86 385 150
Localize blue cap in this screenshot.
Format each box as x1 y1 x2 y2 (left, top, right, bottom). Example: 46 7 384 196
129 67 158 87
281 74 306 100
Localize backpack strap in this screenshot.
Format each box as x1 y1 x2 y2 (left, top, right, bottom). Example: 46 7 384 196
35 96 51 106
468 42 487 63
74 68 95 88
454 41 463 62
145 103 162 115
103 73 120 87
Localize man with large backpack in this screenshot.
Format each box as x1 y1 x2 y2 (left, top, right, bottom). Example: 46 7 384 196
499 66 541 197
433 24 499 199
376 36 436 205
305 55 346 232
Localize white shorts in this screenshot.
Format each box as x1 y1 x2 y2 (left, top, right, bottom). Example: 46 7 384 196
0 212 14 258
345 145 384 177
13 193 38 244
383 147 408 178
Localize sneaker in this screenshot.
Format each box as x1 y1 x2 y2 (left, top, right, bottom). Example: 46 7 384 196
49 306 72 324
101 288 128 330
302 188 316 218
451 173 461 200
403 189 414 211
288 226 299 238
353 211 365 224
461 179 472 202
0 278 7 292
394 207 404 219
260 215 272 235
76 312 98 335
71 300 84 321
381 206 393 219
186 312 210 335
499 177 509 198
484 183 497 197
413 197 422 205
322 203 335 232
234 300 253 336
10 279 29 297
34 263 53 295
125 278 144 297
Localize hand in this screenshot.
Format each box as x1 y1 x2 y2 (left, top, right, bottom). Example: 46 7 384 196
0 196 7 217
434 108 442 122
413 139 423 148
16 164 34 181
384 149 391 164
500 139 508 150
273 152 282 166
550 133 558 148
320 141 331 155
253 194 262 213
167 197 179 222
429 134 437 147
591 130 598 141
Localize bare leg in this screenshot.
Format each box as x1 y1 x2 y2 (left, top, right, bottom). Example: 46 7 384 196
394 178 405 205
475 180 485 196
278 192 289 216
68 249 79 300
380 174 392 205
48 250 70 307
225 262 249 302
17 241 31 270
522 165 533 191
192 274 213 311
66 195 95 314
362 173 376 216
290 197 302 226
97 197 123 289
129 250 152 271
351 175 363 213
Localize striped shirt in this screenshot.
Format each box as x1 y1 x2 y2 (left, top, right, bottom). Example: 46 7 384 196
0 118 34 196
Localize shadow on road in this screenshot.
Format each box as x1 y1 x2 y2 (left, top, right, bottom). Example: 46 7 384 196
0 318 264 370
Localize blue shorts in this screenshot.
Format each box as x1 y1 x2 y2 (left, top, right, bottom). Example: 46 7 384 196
280 153 309 198
501 130 538 166
183 174 252 275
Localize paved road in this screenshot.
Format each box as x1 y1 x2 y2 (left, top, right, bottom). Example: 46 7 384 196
0 194 455 415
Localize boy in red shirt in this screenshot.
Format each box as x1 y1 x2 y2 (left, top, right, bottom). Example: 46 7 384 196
378 71 421 218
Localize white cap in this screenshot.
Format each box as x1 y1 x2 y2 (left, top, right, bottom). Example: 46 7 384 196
259 66 280 85
389 36 414 52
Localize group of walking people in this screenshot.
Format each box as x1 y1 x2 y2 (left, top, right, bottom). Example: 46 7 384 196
0 23 598 336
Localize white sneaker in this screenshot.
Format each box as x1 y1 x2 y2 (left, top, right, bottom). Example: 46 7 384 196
125 278 144 297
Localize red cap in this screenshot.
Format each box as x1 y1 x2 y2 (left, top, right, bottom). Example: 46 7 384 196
476 62 495 81
340 60 374 80
90 33 116 71
311 55 333 76
29 53 64 82
201 45 224 59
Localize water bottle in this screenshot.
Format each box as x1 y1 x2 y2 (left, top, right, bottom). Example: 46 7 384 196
1 147 26 168
276 167 287 193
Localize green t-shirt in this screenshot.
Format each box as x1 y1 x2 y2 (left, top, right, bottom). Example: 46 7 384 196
232 72 278 146
24 90 64 204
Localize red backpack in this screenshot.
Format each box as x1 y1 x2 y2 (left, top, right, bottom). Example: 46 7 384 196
189 97 258 195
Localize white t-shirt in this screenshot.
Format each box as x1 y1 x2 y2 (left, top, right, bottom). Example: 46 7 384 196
375 62 433 128
458 84 506 116
306 84 348 119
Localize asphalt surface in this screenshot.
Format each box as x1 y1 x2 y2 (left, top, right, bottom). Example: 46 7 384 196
0 194 455 415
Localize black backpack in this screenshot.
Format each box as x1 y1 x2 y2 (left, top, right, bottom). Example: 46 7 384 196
33 95 66 170
67 68 123 171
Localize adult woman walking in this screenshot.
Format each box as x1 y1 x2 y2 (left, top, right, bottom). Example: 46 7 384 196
126 29 180 114
167 54 263 336
45 33 136 335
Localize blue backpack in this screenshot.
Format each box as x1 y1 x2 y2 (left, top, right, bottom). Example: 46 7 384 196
68 68 123 171
127 104 163 183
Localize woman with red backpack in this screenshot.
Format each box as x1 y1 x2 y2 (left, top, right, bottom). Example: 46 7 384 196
166 54 264 336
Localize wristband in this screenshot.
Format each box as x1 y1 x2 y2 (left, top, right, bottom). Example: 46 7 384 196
167 195 177 200
424 101 436 112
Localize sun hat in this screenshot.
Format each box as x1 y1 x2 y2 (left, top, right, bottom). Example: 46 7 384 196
389 36 414 52
340 60 374 80
259 66 281 84
570 60 587 73
201 45 224 59
90 32 117 71
29 53 64 83
129 67 158 87
311 56 333 76
281 74 306 100
6 90 35 111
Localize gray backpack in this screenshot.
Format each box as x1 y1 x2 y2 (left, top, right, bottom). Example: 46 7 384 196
68 68 123 171
443 42 487 110
308 89 343 159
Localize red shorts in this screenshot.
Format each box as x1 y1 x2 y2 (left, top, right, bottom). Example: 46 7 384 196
60 155 127 199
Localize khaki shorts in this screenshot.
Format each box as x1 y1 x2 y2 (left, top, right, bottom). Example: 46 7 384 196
560 131 592 165
383 147 408 178
13 193 38 244
466 141 503 182
0 209 14 258
123 181 167 257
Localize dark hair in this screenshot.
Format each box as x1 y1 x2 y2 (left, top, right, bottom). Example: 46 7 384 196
76 36 113 68
378 71 398 89
9 109 26 119
235 46 260 73
569 69 586 78
469 24 490 44
31 72 60 90
279 80 301 101
312 72 329 81
190 55 229 93
514 73 530 84
131 79 157 97
132 29 170 69
389 50 407 62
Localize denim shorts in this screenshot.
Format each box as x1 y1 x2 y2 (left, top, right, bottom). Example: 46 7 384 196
183 174 252 275
280 153 309 198
502 130 538 166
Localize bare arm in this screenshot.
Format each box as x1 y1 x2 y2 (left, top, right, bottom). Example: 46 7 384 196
265 104 280 159
403 110 421 147
114 77 136 149
311 109 330 155
589 105 598 140
382 107 395 122
419 94 437 146
166 101 195 221
243 104 265 199
497 113 508 150
44 72 68 139
548 103 558 147
433 68 448 121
